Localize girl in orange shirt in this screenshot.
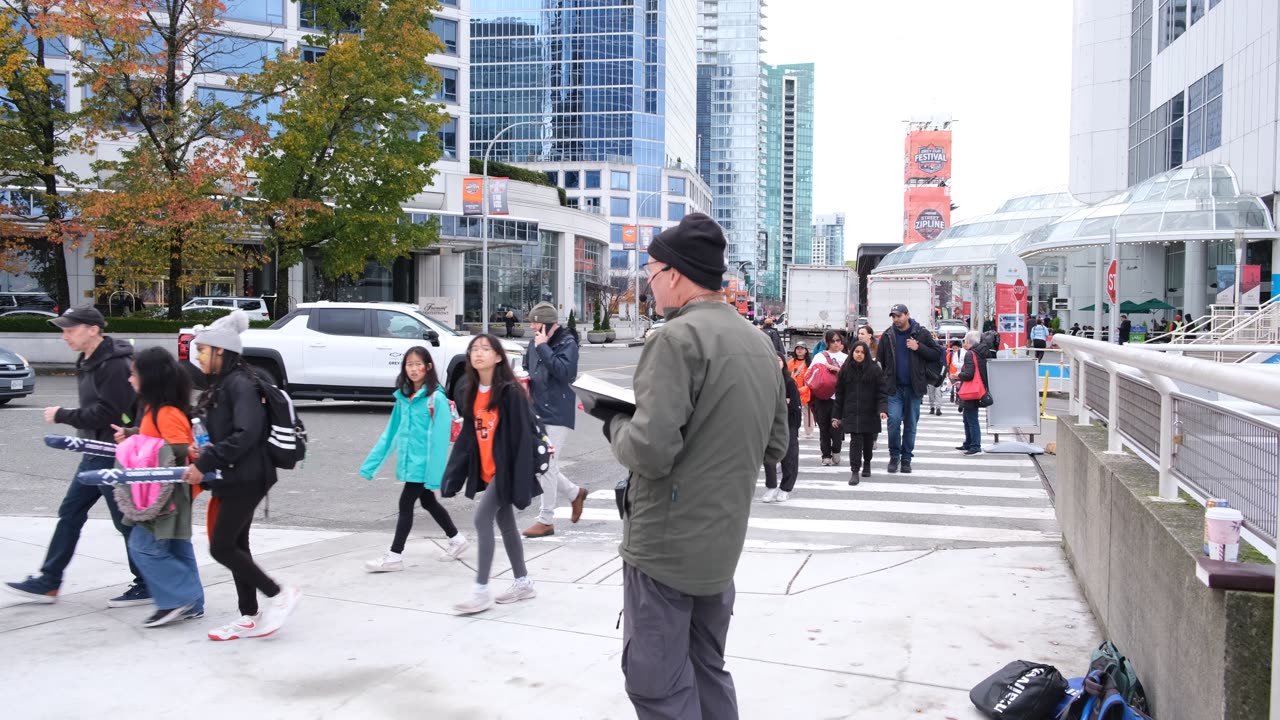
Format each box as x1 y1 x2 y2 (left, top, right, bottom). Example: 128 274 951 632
787 344 813 436
442 334 543 615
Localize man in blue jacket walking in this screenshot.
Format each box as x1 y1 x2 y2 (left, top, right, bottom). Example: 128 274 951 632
522 302 588 538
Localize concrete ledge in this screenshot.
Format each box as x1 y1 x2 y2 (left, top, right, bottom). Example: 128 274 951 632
1056 420 1273 720
0 332 177 364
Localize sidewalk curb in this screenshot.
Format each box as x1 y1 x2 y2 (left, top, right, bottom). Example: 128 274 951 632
32 364 76 376
581 341 644 349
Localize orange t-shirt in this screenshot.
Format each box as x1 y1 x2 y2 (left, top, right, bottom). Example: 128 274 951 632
787 358 811 405
139 406 194 446
474 387 500 484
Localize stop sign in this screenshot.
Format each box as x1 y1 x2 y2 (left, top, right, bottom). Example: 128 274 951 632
1106 260 1118 304
1012 280 1027 302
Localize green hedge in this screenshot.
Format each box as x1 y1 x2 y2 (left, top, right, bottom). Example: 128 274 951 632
468 157 568 206
0 312 273 334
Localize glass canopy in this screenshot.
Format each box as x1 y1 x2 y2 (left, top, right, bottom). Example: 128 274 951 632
874 191 1083 275
1010 165 1276 257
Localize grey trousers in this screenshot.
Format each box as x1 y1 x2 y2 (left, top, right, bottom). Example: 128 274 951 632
474 486 527 586
622 563 738 720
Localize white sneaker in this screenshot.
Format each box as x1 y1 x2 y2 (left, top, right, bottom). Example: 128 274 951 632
495 577 537 604
207 613 264 641
438 535 469 562
761 488 778 503
832 452 841 466
452 588 493 615
365 552 404 573
775 491 790 503
258 586 302 637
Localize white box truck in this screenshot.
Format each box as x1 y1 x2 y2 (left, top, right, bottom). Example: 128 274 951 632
866 275 934 330
784 265 859 337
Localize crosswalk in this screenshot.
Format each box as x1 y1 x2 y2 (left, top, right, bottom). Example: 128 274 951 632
552 407 1060 551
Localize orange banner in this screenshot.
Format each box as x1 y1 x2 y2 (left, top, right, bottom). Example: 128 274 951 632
903 186 950 245
904 130 952 180
463 177 483 216
623 225 638 250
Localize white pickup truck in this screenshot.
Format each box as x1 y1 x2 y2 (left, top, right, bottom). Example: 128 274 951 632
178 301 525 401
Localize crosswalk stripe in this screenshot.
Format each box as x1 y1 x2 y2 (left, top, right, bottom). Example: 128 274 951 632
587 481 1049 501
773 498 1056 521
780 467 1036 481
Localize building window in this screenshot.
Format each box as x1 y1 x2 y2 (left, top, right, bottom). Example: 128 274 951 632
301 45 326 63
667 176 686 196
610 250 630 270
566 197 579 208
219 0 283 25
564 171 580 189
610 197 630 216
195 34 284 75
22 34 68 59
437 116 457 159
585 170 601 189
1158 0 1187 52
431 18 458 56
431 66 457 103
197 86 282 135
1186 65 1223 160
610 170 630 191
462 230 558 323
583 196 601 211
544 171 559 186
668 202 686 222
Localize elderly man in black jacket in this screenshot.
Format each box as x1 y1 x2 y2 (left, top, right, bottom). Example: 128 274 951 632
4 306 148 607
521 302 588 538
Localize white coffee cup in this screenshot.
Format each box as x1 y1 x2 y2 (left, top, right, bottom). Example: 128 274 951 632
1205 506 1244 562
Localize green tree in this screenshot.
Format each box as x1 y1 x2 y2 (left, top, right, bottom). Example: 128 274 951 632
244 0 449 318
0 0 82 309
62 0 274 317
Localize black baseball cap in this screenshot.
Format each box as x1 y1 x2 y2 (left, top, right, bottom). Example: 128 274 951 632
49 305 106 329
890 304 910 316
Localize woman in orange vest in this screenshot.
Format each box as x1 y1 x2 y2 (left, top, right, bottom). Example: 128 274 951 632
787 344 813 436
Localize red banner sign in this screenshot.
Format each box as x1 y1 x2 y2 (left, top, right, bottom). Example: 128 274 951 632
903 186 951 245
622 225 638 250
905 130 952 180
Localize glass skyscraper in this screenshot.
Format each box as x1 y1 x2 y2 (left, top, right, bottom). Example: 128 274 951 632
813 213 845 267
697 0 765 268
761 62 814 300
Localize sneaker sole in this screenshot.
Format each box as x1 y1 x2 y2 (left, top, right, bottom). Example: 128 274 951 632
107 598 152 608
365 566 404 573
2 585 57 604
453 601 494 615
143 605 193 628
495 591 536 605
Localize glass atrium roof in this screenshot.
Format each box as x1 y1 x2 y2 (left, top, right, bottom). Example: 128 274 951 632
1010 165 1276 257
874 191 1082 275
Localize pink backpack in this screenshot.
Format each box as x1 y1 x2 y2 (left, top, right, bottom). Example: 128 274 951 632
114 435 175 521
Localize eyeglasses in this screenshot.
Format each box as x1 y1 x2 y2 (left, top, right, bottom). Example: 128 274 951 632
647 264 673 283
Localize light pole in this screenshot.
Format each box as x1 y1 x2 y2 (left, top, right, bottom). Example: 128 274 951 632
735 260 754 318
633 191 663 337
481 120 542 334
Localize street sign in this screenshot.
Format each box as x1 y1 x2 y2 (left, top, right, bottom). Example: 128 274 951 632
1012 280 1027 302
1106 260 1117 304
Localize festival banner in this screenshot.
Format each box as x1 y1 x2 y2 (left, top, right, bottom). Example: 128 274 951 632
1216 264 1262 305
904 130 952 180
487 177 510 215
903 185 951 245
639 225 654 251
622 225 638 250
462 177 484 216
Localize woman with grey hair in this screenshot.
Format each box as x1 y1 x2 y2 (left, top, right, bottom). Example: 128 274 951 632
955 330 988 455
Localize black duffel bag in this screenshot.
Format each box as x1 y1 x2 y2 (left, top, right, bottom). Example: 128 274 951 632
970 660 1069 719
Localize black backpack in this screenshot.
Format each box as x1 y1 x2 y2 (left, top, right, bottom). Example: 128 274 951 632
253 374 307 470
970 660 1069 719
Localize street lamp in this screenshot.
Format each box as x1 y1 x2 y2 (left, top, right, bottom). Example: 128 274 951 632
633 191 663 337
481 120 542 334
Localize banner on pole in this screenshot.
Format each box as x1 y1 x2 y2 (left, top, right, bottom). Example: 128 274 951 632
639 225 654 251
1216 264 1262 304
995 253 1029 352
462 177 484 216
488 177 510 215
622 225 638 250
904 130 952 180
903 186 951 244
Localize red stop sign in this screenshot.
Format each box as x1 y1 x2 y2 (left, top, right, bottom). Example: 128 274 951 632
1106 260 1118 304
1012 281 1027 302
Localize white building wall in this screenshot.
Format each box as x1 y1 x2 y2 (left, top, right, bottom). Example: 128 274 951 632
664 0 700 167
1068 0 1132 203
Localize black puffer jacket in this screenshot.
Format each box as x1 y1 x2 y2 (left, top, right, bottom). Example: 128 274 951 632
442 379 543 510
193 365 276 496
833 359 890 435
54 336 136 442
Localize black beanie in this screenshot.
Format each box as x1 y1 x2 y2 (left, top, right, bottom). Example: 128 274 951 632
647 213 727 291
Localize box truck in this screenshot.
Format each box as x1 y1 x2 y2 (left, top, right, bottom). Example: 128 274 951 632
784 266 859 337
865 275 934 329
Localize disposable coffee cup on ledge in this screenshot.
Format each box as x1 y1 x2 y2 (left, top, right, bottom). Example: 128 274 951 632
1205 506 1244 563
1203 499 1228 554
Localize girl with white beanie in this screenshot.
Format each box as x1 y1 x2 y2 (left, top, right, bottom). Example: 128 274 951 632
181 310 302 640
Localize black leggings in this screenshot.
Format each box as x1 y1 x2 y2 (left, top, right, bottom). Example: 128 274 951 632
391 483 458 554
209 490 280 617
846 432 878 470
764 426 800 492
813 398 842 458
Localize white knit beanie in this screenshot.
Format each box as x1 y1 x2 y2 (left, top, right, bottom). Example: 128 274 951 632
192 309 249 355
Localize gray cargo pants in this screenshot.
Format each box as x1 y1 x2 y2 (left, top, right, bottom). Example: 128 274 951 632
622 562 738 720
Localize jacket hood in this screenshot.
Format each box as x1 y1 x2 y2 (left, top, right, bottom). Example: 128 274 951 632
83 336 134 368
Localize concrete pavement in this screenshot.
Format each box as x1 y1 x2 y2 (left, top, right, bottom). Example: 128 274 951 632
0 516 1100 719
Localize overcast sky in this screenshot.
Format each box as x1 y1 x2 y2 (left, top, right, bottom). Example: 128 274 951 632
763 0 1074 260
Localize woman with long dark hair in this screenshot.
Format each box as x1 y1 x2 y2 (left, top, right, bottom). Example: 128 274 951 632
112 347 204 627
183 310 300 641
832 341 889 485
804 329 847 466
443 334 542 615
360 347 468 572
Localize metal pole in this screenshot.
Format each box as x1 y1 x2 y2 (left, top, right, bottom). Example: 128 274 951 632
1093 247 1104 341
633 191 661 337
1234 230 1245 314
1109 227 1119 344
479 120 540 336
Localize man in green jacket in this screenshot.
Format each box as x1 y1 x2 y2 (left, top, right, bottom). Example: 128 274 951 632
599 213 789 719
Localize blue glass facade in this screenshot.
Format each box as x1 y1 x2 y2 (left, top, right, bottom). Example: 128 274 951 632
469 0 668 168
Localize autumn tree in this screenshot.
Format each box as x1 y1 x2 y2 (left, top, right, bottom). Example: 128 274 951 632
0 0 82 309
243 0 448 319
61 0 276 317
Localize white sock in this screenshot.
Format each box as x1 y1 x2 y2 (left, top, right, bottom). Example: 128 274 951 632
450 533 466 544
388 551 402 559
475 583 488 594
515 576 532 586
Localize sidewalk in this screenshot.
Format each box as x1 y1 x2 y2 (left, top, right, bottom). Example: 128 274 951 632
0 516 1099 719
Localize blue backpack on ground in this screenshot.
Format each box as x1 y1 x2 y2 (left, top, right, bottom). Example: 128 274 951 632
1059 641 1153 720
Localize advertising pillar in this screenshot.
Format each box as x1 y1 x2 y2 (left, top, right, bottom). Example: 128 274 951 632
995 253 1028 353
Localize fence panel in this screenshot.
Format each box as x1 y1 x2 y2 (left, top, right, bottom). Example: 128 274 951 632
1083 361 1109 420
1117 374 1161 458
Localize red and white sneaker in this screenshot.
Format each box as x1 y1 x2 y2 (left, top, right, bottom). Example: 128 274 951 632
207 613 265 641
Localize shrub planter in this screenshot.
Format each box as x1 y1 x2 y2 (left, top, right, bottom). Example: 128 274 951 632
587 331 610 344
605 331 616 342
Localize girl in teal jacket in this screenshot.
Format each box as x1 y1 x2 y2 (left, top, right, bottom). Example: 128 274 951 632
360 347 468 572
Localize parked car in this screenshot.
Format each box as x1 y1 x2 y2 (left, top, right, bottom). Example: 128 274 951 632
935 321 968 344
643 317 667 340
0 345 35 405
0 310 57 319
0 291 57 314
182 296 270 321
177 301 524 401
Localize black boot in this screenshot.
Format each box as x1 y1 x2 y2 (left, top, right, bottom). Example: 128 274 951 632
849 458 861 485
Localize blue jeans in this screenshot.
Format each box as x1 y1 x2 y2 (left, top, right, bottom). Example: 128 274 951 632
962 407 982 451
886 386 923 462
40 454 143 589
128 526 204 613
